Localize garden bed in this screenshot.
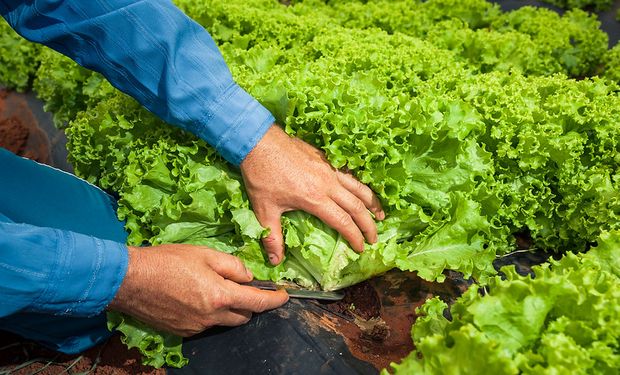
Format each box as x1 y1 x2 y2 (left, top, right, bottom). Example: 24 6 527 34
3 2 617 373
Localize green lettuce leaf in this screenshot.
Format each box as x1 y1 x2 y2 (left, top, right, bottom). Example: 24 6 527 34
0 19 41 91
388 231 620 374
107 312 188 368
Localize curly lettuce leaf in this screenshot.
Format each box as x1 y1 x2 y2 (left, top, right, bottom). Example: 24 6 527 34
107 312 188 368
388 231 620 374
0 18 41 91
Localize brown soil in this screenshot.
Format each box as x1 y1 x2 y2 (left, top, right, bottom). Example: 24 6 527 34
323 281 382 320
312 270 471 371
0 88 50 163
0 332 162 375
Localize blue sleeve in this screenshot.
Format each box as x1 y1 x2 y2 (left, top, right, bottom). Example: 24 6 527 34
0 0 275 166
0 220 128 318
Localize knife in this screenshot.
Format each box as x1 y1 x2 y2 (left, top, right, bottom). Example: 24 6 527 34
244 280 345 301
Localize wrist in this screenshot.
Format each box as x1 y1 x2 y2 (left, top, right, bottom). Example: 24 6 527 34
107 246 141 313
240 124 287 171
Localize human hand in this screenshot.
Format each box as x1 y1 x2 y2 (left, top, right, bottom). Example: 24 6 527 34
240 125 385 265
108 245 289 337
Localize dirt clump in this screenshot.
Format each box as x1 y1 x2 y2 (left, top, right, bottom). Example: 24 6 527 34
312 270 473 371
323 281 382 321
0 89 50 163
0 117 29 154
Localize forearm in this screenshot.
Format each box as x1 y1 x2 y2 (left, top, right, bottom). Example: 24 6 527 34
0 0 274 165
0 220 128 318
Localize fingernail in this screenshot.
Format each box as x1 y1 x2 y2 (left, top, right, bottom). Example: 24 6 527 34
269 254 279 265
246 268 253 279
377 210 386 220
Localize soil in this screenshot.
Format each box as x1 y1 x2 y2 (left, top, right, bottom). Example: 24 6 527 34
0 88 50 163
313 270 472 371
0 332 161 375
322 282 382 321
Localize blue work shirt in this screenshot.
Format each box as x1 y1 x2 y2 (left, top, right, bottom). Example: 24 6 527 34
0 0 275 330
0 216 127 319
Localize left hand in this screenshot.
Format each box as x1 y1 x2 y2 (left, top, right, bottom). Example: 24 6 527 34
240 125 385 265
108 244 289 336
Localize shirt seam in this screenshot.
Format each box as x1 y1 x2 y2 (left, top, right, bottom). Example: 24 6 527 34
215 89 251 142
70 1 160 108
64 237 104 315
214 99 257 160
29 229 66 311
197 81 241 134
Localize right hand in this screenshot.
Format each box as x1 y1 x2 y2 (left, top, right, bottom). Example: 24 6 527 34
108 244 289 337
241 125 385 265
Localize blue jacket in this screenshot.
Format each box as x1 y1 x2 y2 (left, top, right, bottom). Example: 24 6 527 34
0 0 274 322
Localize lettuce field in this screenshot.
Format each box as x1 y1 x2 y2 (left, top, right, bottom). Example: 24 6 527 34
2 0 620 373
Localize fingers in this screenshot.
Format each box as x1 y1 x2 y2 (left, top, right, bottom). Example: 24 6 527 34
307 199 365 252
214 309 253 327
227 282 289 313
336 170 385 220
203 250 253 283
206 282 288 329
331 188 378 244
254 208 285 265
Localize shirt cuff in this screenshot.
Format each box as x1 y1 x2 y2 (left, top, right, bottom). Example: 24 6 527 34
193 83 275 166
33 230 129 318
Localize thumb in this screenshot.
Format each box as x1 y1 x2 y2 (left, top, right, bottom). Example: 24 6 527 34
256 210 285 265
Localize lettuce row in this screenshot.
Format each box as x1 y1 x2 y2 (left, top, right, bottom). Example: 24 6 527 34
446 72 620 250
389 230 620 374
0 19 41 91
542 0 614 11
601 43 620 84
294 0 608 77
227 22 620 251
1 0 620 369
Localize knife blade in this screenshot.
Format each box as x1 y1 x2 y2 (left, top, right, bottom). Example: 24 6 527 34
244 280 345 301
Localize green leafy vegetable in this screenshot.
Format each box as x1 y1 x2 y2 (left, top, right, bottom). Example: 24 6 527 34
107 312 188 368
0 19 41 91
2 0 620 369
296 0 608 77
542 0 613 11
601 43 620 84
33 49 115 127
388 231 620 374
